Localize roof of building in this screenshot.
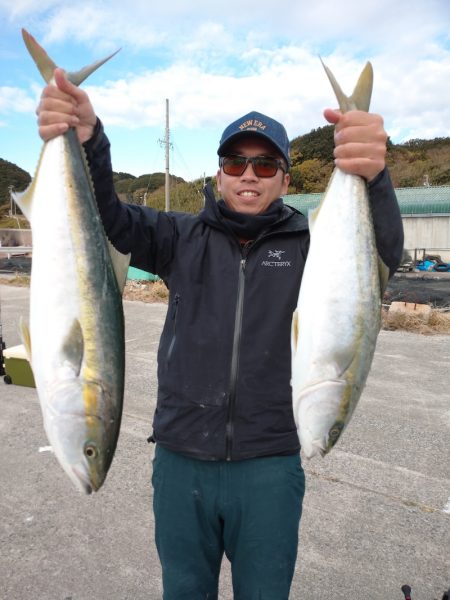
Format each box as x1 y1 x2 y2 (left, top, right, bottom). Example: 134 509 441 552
284 184 450 216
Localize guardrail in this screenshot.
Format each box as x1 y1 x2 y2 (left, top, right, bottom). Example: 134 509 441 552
0 247 33 259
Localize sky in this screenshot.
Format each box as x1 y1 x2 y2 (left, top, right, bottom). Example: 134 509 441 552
1 0 450 183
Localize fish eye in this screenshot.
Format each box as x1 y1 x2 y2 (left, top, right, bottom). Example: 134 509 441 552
329 427 341 440
84 443 98 459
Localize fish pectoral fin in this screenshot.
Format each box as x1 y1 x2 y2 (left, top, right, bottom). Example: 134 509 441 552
19 317 32 362
61 319 84 376
320 57 373 113
108 240 131 294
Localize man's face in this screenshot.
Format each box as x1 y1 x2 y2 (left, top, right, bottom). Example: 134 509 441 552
216 137 290 215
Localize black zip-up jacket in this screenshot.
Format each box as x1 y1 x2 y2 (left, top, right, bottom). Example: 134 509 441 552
83 121 404 461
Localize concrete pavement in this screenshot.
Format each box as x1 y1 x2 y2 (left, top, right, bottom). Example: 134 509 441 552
0 283 449 600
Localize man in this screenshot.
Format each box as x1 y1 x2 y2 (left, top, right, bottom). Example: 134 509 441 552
37 68 403 599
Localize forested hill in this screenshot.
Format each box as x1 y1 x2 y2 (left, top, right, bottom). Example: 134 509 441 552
0 159 31 211
2 129 450 214
289 125 450 192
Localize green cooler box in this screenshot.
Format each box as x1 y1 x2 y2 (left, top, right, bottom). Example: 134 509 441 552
3 344 36 387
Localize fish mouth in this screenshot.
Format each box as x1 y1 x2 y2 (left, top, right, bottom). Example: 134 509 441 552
72 465 94 495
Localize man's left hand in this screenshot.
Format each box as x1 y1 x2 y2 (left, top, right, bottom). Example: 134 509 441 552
324 108 387 182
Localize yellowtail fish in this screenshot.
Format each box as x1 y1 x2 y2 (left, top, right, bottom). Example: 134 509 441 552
14 29 130 493
291 60 389 458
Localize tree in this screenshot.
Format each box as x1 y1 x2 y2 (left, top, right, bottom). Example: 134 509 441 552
290 125 335 165
295 159 333 193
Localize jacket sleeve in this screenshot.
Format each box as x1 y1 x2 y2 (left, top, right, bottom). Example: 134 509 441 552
82 119 175 276
368 167 404 277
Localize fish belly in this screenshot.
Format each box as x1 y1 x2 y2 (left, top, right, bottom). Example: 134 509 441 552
28 138 82 410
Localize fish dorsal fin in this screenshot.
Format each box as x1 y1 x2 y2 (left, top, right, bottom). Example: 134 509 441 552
19 317 32 362
308 206 319 233
320 58 373 113
108 240 131 294
378 256 390 296
22 28 120 86
12 140 50 222
13 184 34 222
61 319 84 376
307 169 338 233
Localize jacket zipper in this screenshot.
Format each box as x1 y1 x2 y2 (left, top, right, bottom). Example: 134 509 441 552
226 256 247 460
166 293 180 364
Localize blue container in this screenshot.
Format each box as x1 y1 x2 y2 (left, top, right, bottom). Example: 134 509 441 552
416 260 436 271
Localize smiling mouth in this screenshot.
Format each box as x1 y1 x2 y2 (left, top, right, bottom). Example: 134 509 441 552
238 191 259 197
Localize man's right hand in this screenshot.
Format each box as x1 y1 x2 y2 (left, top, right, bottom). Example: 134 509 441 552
37 67 97 144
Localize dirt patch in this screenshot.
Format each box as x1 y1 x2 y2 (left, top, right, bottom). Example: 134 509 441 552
123 279 169 303
382 307 450 335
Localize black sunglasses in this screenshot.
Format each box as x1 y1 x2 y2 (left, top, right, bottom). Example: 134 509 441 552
219 154 287 178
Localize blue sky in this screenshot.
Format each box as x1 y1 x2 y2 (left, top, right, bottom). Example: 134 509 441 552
1 0 450 182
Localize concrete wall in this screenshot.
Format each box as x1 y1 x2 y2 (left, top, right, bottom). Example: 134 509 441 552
402 215 450 261
0 228 32 247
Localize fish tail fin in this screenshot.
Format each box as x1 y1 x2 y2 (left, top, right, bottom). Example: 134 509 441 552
320 57 373 113
22 29 57 83
66 49 121 87
22 28 120 86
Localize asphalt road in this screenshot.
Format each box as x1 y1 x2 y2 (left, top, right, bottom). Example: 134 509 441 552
0 284 449 600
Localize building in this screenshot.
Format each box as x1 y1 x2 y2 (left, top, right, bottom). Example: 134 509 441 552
284 184 450 262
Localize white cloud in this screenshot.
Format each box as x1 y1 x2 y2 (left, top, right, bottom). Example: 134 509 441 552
85 56 328 139
2 0 449 55
0 86 35 113
81 37 450 146
1 0 450 178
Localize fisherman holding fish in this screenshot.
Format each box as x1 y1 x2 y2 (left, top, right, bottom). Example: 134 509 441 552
36 65 403 599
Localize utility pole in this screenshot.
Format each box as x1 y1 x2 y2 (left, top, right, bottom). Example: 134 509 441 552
8 186 15 217
158 99 173 211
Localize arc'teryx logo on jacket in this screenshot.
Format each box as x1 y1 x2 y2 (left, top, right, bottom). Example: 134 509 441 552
261 249 292 267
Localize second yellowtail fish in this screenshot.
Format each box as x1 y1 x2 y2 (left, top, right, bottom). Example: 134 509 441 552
290 60 389 459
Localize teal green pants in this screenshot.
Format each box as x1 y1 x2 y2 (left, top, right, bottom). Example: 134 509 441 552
151 445 305 599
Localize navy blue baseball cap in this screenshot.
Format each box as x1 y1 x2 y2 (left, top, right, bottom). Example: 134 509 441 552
217 111 291 167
